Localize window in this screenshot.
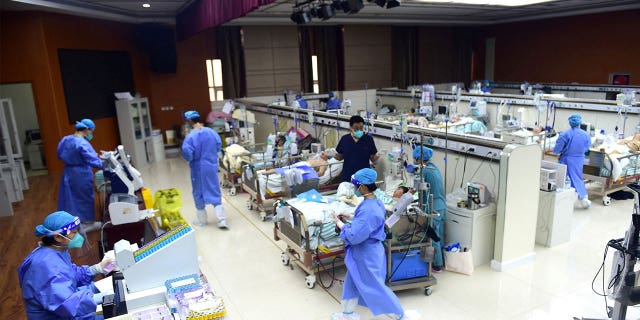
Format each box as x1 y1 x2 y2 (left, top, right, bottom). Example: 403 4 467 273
311 55 319 94
206 59 223 101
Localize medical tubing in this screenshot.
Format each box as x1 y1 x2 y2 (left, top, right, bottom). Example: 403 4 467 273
460 151 469 188
315 252 341 289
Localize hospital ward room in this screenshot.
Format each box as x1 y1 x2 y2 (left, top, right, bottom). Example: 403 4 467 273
2 1 640 320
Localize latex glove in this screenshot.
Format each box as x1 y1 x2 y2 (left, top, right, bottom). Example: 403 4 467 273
91 255 115 275
93 292 105 305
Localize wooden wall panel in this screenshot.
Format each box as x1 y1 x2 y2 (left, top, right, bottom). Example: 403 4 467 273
244 26 301 96
343 25 391 90
474 9 640 85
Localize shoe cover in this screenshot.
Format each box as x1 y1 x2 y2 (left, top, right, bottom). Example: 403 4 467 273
330 312 361 320
400 310 421 320
582 199 591 208
193 209 208 226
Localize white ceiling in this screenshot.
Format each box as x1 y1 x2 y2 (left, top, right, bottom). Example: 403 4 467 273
2 0 639 26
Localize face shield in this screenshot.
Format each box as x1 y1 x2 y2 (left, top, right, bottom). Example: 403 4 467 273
47 216 80 236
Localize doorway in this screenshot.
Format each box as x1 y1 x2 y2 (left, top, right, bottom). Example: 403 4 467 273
0 83 47 176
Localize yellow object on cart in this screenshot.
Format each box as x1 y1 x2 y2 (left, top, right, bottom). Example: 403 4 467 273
141 187 154 209
153 188 186 230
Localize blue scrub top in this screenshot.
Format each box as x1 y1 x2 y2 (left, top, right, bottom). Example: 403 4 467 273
336 133 377 182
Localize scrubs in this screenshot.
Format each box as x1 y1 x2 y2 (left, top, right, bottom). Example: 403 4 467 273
340 198 403 316
57 135 102 222
182 127 223 209
336 134 377 182
18 246 97 319
326 97 342 110
553 127 591 199
420 162 446 268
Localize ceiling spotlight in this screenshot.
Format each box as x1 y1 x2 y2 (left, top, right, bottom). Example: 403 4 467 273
331 0 342 10
342 0 364 14
310 6 321 18
290 10 311 24
142 3 151 8
319 3 336 20
374 0 386 7
386 0 400 8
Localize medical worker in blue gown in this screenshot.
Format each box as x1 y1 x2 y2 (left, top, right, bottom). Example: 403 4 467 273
57 119 103 233
18 211 114 320
182 110 227 228
294 94 308 109
326 91 342 111
553 114 592 208
413 146 446 272
331 169 417 320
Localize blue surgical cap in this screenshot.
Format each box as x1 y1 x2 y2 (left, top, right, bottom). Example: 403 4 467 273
75 119 95 131
413 146 433 161
295 94 302 100
328 91 335 98
35 211 80 237
184 110 200 121
568 114 582 127
353 168 377 185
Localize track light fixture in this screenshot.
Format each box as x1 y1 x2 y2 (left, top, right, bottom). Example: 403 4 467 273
291 0 396 25
367 0 400 8
386 0 400 8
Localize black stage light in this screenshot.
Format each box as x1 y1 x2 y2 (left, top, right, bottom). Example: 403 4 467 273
310 6 321 18
319 3 336 20
290 10 311 24
374 0 386 7
331 0 342 10
344 0 363 13
386 0 400 8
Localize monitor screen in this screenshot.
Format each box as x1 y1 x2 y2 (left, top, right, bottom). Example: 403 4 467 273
580 123 589 132
502 114 511 121
438 105 448 115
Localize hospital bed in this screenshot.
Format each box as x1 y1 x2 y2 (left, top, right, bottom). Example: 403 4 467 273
584 149 640 205
272 195 352 289
243 156 344 220
219 143 266 196
273 191 438 294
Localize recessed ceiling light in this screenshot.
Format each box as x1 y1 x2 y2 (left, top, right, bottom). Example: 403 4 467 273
142 3 151 8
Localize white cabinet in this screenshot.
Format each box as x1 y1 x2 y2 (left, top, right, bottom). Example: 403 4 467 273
0 177 12 216
445 203 497 267
115 98 153 166
536 188 575 247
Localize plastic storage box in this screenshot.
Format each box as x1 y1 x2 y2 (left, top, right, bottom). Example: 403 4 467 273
389 250 428 281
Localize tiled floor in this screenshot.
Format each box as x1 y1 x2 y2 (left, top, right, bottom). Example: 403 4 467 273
140 158 640 320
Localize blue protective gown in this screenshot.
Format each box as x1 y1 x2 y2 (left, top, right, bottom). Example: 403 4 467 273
339 198 404 316
57 135 103 222
18 246 97 320
297 99 308 109
553 127 591 199
326 97 342 110
182 127 223 209
421 162 446 268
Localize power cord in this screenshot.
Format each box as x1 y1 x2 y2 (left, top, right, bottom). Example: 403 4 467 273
591 238 627 317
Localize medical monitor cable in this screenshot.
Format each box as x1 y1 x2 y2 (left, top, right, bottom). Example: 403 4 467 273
591 239 627 318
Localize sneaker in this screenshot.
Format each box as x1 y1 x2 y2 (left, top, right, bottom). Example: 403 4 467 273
217 220 228 229
331 312 361 320
81 221 102 233
582 199 591 209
